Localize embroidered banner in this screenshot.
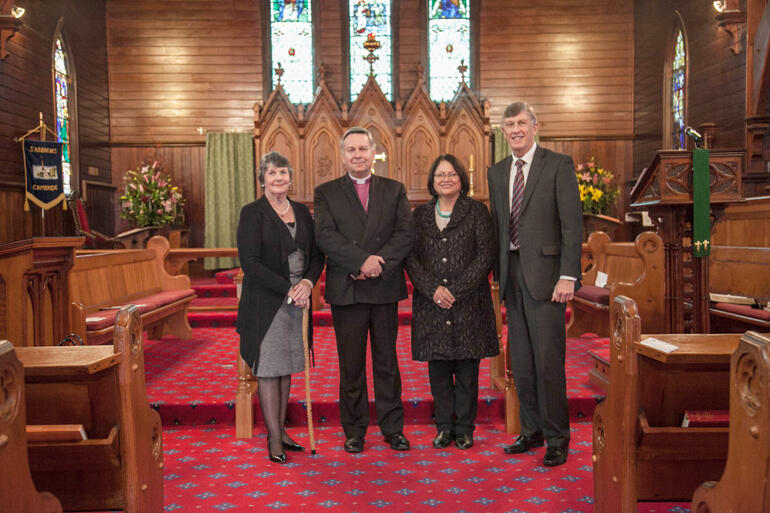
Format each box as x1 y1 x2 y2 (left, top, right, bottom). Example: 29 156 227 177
23 139 66 210
692 148 710 257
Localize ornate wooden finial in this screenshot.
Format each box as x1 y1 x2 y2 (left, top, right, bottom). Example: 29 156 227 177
274 62 285 85
458 59 468 84
416 62 425 82
363 33 381 76
317 63 327 83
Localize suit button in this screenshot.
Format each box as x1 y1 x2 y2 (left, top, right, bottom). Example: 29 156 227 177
442 278 448 283
445 320 451 325
441 257 447 263
442 238 447 242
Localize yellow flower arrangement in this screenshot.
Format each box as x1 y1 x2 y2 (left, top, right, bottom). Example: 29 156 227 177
575 158 619 215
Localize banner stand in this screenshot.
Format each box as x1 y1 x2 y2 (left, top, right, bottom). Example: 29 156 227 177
15 112 66 236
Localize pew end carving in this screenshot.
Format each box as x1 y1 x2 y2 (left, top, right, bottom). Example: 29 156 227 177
691 331 770 513
0 340 63 513
592 295 735 513
18 305 163 513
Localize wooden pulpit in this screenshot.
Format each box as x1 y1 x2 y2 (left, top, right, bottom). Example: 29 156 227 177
629 150 744 333
0 237 84 346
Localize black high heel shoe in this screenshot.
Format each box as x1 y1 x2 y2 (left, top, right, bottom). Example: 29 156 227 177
268 440 287 464
283 440 304 452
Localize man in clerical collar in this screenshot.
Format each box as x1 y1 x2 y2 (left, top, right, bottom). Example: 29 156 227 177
314 126 414 454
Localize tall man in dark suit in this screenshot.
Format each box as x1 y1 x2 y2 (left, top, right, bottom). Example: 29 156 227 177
314 126 414 453
487 102 582 467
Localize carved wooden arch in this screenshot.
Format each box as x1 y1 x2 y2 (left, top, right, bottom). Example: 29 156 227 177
254 67 490 208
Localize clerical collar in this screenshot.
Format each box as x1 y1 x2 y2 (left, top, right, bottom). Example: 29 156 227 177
348 173 372 185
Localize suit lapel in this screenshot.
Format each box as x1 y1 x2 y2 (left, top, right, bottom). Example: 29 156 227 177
338 175 368 230
521 147 546 214
362 175 382 240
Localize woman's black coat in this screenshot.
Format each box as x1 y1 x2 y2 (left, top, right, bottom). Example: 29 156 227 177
405 196 499 361
236 196 325 371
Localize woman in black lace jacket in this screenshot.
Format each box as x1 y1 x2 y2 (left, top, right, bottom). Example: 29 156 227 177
405 154 499 450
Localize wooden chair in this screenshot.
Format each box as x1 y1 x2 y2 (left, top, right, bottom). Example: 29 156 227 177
0 340 63 513
69 196 158 249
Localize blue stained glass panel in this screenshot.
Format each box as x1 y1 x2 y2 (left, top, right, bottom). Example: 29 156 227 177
428 0 470 102
271 0 314 104
349 0 392 101
671 29 686 150
54 38 71 195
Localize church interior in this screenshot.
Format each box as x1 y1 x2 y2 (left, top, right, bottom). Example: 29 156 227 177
2 0 770 512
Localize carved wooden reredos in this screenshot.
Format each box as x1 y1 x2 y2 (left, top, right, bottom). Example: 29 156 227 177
254 69 491 207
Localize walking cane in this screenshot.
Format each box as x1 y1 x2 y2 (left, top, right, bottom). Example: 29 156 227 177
302 308 317 454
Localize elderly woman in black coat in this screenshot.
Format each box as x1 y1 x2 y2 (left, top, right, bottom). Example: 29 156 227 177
405 154 498 450
237 151 324 464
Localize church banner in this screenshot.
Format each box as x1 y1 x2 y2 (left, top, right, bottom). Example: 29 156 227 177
692 148 710 258
23 139 66 210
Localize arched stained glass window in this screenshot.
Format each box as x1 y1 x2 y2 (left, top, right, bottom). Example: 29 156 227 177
349 0 392 102
428 0 470 102
270 0 314 104
671 28 686 150
54 37 72 195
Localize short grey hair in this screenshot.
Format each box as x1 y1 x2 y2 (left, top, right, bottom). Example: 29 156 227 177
502 102 537 125
258 151 293 187
340 126 375 152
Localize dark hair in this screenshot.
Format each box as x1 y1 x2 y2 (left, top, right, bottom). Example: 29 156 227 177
258 151 293 187
427 154 470 198
502 101 537 124
340 126 375 151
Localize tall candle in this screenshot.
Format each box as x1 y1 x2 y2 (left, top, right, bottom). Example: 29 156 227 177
469 153 474 170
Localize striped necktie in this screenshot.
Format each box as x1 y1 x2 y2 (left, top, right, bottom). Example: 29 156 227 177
509 159 525 248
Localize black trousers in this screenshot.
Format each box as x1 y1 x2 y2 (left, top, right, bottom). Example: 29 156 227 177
331 302 404 439
428 358 480 435
505 251 570 447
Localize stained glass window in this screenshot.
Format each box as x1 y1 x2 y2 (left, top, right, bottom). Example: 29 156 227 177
270 0 314 104
349 0 392 101
54 37 72 195
671 28 686 150
428 0 470 102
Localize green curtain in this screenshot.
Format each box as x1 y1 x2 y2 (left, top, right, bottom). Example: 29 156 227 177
492 126 511 163
204 132 255 270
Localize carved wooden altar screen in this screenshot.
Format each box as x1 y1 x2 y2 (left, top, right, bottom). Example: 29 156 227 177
629 150 744 333
253 72 491 207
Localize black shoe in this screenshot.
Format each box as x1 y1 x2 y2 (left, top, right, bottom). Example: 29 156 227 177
343 436 364 453
454 433 473 450
268 452 287 464
282 440 304 452
503 433 545 454
384 432 410 451
432 430 453 449
543 445 568 466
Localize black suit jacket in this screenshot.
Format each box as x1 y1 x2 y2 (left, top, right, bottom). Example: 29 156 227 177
236 196 325 370
314 174 414 305
487 146 583 301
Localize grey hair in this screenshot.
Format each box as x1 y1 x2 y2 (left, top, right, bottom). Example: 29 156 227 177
502 102 537 125
340 126 375 152
258 151 293 187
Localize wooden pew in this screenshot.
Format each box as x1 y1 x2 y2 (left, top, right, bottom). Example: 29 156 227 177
709 245 770 332
0 340 63 513
592 295 735 513
568 230 665 338
70 235 195 344
691 331 770 513
17 305 163 512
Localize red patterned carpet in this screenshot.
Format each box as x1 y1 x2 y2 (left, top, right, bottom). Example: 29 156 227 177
122 324 692 513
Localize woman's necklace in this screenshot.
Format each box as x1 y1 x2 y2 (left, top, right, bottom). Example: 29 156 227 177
276 202 290 216
435 201 452 218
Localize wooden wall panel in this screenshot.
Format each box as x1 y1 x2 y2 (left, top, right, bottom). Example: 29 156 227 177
478 0 634 136
106 0 262 143
0 0 110 244
110 145 206 247
634 0 747 178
